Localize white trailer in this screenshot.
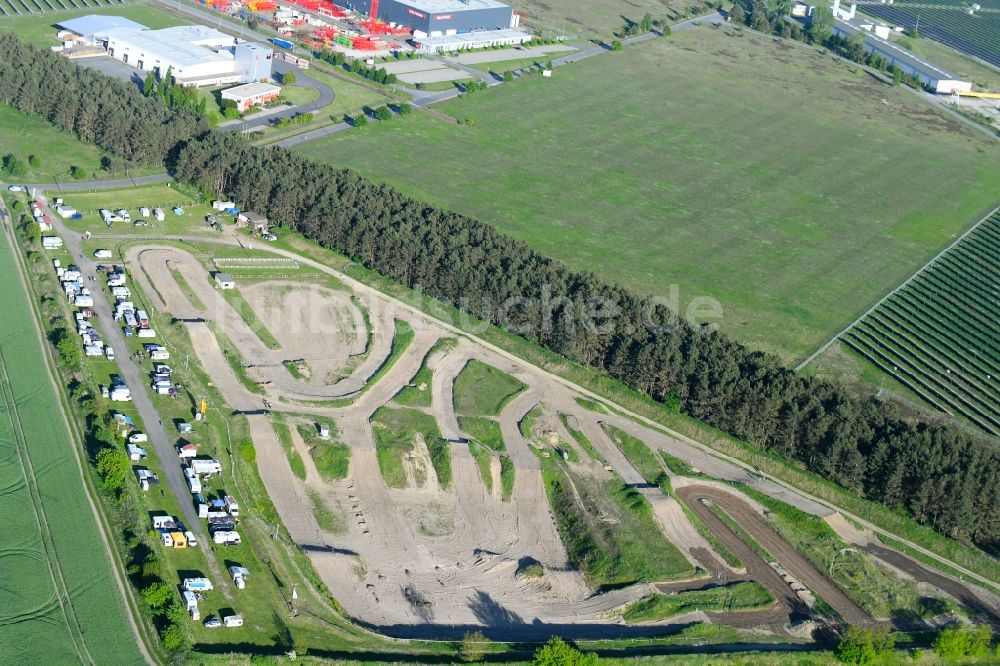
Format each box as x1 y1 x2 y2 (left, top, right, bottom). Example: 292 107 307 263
229 566 250 589
190 459 223 476
212 530 241 546
183 591 200 620
182 577 214 592
223 614 244 628
110 386 132 402
184 467 202 494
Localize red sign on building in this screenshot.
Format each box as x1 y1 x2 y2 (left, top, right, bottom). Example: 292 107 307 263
406 7 426 17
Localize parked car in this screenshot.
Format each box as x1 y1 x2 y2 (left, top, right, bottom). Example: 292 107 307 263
94 249 113 259
8 185 26 192
263 232 278 241
123 326 133 337
134 219 149 227
203 617 222 629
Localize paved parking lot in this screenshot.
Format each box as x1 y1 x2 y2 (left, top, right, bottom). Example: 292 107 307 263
75 55 144 89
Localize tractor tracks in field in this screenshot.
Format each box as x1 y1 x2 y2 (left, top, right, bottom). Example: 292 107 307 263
0 348 95 665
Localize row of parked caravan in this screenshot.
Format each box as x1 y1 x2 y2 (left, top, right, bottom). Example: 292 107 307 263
35 196 251 630
99 205 171 227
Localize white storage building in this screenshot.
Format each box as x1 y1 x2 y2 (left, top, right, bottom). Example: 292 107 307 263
413 28 532 53
58 16 274 87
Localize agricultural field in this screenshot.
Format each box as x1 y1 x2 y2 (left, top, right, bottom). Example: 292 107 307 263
0 4 183 47
861 0 1000 68
837 210 1000 438
514 0 713 40
293 27 1000 364
0 208 143 664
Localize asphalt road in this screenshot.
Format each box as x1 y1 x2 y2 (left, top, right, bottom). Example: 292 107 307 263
13 174 173 192
223 60 336 132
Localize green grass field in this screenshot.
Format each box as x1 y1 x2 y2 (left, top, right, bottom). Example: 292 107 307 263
453 359 527 416
0 4 184 48
622 582 775 623
515 0 709 40
604 424 670 491
294 27 1000 364
458 415 506 451
0 104 112 182
393 337 455 407
0 212 143 663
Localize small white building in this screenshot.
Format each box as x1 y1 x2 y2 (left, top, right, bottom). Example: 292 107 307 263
221 82 282 112
214 272 235 289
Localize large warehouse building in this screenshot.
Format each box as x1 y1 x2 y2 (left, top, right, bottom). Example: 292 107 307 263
345 0 515 34
58 16 273 86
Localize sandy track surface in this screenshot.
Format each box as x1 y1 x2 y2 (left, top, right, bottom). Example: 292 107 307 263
125 241 999 637
130 247 394 401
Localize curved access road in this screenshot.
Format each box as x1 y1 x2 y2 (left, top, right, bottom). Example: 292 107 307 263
223 60 336 132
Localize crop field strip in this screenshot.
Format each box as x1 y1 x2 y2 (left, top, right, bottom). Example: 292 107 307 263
0 348 94 664
841 210 1000 436
0 204 142 664
859 0 1000 67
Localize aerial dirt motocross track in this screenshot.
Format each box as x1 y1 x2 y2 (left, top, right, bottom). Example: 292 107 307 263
125 244 1000 639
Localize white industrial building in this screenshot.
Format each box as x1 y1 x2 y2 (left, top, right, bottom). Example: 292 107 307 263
413 28 532 52
57 16 273 86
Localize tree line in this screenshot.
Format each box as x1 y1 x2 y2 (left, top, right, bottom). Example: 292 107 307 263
1 34 998 555
729 0 926 87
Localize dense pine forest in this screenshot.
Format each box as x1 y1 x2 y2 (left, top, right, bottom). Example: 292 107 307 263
1 34 997 555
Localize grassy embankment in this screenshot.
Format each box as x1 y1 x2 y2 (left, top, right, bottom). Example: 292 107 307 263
622 582 776 623
371 405 451 489
452 359 525 495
